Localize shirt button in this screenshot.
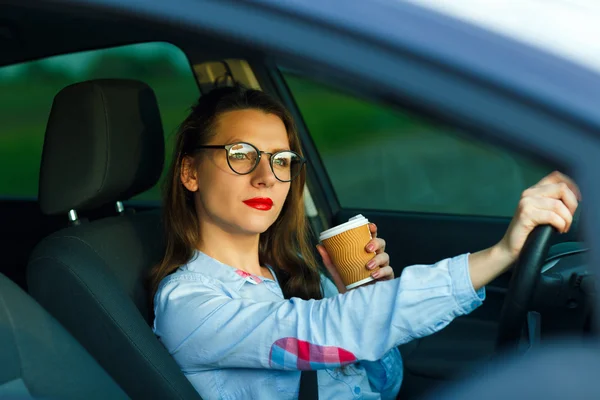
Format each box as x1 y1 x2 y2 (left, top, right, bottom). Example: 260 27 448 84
354 386 361 395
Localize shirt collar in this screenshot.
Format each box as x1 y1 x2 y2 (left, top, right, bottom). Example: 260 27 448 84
183 250 277 288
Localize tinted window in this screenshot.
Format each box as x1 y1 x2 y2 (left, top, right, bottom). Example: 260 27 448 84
284 73 550 217
0 42 198 201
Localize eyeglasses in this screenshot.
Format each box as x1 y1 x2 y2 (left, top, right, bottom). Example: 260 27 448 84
194 142 306 182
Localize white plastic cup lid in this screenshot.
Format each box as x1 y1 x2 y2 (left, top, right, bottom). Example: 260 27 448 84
319 214 369 241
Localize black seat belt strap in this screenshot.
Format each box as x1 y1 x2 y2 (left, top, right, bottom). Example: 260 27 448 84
298 370 319 400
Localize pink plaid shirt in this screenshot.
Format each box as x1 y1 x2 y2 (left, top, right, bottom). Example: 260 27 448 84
153 251 484 399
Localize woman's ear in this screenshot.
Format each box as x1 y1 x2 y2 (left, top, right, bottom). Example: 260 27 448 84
180 156 199 192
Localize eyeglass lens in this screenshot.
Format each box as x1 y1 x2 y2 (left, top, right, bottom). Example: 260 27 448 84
227 143 303 181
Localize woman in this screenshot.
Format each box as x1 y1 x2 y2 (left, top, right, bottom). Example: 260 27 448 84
151 86 579 400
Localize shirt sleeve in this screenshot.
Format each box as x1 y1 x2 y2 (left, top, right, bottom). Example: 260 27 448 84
154 253 485 373
320 272 404 400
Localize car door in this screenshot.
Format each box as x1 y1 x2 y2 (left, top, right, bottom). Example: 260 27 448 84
254 65 584 397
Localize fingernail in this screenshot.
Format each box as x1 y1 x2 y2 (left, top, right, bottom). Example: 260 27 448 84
366 260 376 269
366 244 375 252
371 271 380 279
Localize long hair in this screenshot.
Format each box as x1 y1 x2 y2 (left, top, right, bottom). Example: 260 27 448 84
149 86 323 305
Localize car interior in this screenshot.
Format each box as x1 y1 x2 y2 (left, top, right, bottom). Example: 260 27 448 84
0 2 595 400
27 78 200 399
0 272 129 399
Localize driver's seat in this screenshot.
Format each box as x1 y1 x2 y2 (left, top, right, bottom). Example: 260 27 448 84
27 79 201 399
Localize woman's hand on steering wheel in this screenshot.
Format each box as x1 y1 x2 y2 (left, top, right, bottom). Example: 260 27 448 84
469 171 580 291
496 170 581 263
494 171 580 350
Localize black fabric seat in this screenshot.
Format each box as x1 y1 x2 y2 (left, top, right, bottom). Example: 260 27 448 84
0 272 129 399
27 79 201 400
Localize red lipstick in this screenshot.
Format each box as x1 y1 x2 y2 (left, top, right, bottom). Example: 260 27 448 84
243 197 274 211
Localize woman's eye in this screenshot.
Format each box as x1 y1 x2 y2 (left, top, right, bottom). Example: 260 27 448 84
274 158 289 167
230 153 247 160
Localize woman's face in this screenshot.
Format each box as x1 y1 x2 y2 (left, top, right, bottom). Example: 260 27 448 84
181 109 293 236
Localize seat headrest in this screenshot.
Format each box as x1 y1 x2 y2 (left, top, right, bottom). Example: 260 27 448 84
39 79 165 215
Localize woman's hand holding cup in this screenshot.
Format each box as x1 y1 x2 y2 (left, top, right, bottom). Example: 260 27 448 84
364 223 394 280
317 221 394 294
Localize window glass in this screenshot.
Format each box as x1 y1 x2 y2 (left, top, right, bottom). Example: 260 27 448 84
284 73 551 217
0 42 198 201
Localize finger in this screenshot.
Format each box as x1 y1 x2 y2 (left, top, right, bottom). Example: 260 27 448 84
316 244 333 267
365 237 386 254
535 171 581 200
366 252 390 270
522 182 579 216
372 266 394 281
316 245 347 293
532 209 569 233
519 197 571 233
524 196 573 232
369 223 378 238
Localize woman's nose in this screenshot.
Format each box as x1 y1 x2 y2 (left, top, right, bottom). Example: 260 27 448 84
251 154 276 186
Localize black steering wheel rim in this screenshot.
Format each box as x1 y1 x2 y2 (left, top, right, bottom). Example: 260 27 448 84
496 225 555 351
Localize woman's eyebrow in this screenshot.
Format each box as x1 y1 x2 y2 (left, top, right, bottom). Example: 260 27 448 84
224 139 291 152
224 137 244 144
269 146 292 152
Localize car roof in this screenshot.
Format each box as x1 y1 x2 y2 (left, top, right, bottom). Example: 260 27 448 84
411 0 600 74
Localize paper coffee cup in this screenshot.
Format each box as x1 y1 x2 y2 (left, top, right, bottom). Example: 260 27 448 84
319 215 377 290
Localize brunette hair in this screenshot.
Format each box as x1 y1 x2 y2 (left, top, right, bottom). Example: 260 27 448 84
149 86 323 304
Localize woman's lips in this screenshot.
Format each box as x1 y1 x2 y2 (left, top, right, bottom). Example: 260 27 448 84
243 197 274 211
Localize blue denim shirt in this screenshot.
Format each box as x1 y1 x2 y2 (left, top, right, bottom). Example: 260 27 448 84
153 251 485 399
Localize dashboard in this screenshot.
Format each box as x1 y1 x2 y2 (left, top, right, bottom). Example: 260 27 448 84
535 242 594 335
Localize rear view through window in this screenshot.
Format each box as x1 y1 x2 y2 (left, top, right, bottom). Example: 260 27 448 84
0 42 199 201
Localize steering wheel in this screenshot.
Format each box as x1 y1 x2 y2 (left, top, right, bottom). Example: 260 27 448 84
496 225 555 351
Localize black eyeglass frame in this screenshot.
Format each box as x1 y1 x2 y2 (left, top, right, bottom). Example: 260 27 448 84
194 142 306 182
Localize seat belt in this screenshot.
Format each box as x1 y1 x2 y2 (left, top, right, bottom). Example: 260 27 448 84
276 265 318 400
298 370 319 400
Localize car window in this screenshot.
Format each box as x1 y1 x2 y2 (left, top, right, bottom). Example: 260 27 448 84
0 42 198 201
283 72 551 217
